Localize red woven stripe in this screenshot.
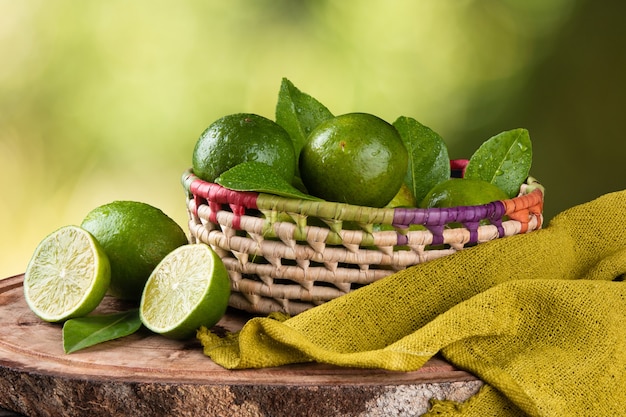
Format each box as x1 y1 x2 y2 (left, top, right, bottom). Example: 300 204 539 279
189 179 258 230
450 159 469 178
190 180 259 209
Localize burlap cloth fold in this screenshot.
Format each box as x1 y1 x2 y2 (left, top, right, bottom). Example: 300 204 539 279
198 190 626 416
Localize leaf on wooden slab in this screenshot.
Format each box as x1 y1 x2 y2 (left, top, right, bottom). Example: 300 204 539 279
63 309 142 354
465 128 533 198
392 116 450 205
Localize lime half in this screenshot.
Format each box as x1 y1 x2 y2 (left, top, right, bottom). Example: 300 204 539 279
139 244 231 340
24 225 111 322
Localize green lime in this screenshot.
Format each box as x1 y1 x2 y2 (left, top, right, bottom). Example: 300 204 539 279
23 225 111 322
386 182 417 208
81 201 188 301
139 244 231 340
299 112 408 208
419 178 509 208
192 113 296 183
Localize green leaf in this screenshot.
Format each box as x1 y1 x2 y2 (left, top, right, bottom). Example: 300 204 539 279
216 161 322 201
63 309 142 354
275 77 334 158
392 116 450 205
465 128 533 198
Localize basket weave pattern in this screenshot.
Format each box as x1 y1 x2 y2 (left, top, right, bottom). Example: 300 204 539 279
182 165 544 315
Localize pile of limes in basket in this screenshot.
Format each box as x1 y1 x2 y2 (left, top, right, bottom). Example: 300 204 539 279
192 78 533 211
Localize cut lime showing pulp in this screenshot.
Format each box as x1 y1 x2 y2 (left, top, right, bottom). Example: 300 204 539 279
139 244 231 340
24 225 111 323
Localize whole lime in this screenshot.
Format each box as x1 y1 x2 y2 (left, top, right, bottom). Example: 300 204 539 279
419 178 509 208
299 112 408 208
81 201 188 301
386 183 417 208
192 113 296 183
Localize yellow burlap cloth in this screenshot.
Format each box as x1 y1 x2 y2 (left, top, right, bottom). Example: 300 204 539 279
198 190 626 416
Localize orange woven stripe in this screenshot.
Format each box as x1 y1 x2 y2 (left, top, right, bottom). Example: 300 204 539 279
503 189 544 233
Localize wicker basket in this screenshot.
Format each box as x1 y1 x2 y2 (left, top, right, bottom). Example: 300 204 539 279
182 160 544 315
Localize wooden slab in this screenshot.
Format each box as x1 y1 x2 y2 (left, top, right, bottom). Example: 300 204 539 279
0 275 482 417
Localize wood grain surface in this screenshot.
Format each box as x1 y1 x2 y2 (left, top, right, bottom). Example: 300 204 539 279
0 275 482 416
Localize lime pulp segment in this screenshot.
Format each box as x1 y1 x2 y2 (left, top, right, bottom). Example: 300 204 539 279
140 244 231 338
24 225 111 322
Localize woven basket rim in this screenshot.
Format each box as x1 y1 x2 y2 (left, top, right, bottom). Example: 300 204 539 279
181 166 544 229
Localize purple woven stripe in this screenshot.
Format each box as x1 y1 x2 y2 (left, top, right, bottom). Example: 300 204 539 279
396 233 409 246
392 201 507 245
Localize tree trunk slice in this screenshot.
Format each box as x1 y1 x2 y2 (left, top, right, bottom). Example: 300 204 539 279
0 275 482 417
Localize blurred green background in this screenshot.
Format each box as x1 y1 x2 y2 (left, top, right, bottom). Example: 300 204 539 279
1 0 625 279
